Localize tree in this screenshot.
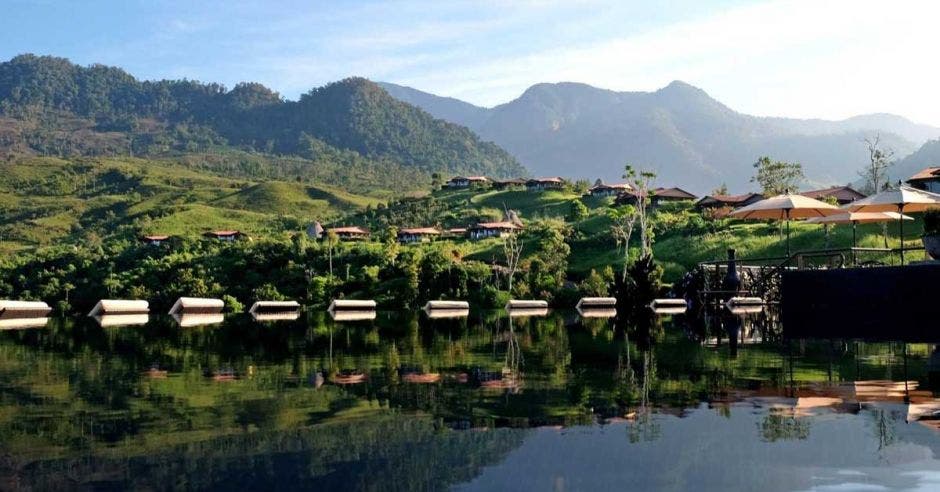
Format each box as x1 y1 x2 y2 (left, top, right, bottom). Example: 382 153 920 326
568 200 589 222
751 157 804 196
859 135 895 194
607 205 637 282
325 230 339 280
503 230 523 294
624 165 656 258
712 183 729 195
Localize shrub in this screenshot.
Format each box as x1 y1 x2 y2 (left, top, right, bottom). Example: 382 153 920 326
925 208 940 236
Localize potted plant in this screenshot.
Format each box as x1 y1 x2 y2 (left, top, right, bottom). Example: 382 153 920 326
924 208 940 260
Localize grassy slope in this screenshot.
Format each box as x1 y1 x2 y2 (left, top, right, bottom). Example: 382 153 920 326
0 156 380 252
423 188 928 283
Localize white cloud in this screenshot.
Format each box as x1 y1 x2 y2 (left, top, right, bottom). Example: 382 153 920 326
386 0 940 125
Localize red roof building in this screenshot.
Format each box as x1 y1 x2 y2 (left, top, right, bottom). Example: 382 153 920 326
141 235 170 245
695 193 765 210
398 227 441 243
907 167 940 193
328 226 370 240
468 221 521 240
801 186 866 205
588 183 632 197
204 230 242 241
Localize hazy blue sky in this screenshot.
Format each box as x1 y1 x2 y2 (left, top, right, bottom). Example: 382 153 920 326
3 0 939 125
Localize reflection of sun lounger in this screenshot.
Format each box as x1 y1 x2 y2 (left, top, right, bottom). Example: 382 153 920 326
331 372 367 384
94 314 150 327
577 307 617 318
424 308 469 319
402 372 441 383
329 310 376 321
173 313 224 327
0 317 49 330
506 300 549 317
251 310 301 322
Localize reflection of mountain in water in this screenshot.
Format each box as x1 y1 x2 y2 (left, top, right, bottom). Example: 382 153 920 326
5 416 527 491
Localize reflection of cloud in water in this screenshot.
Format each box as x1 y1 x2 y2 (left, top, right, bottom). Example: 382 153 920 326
455 406 940 492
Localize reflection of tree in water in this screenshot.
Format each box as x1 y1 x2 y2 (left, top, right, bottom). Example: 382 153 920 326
758 413 810 442
616 313 662 443
871 409 897 454
1 311 936 486
3 416 529 491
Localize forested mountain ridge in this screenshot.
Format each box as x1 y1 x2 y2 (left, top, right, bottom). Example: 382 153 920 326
0 54 525 180
380 80 939 192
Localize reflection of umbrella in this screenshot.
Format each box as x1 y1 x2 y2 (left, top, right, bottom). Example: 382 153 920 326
844 185 940 264
730 192 842 256
806 212 914 262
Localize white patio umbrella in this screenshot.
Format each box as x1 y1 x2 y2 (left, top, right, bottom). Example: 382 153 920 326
729 192 843 256
843 185 940 264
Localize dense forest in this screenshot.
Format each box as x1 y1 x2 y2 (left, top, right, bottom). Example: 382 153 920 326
0 54 525 179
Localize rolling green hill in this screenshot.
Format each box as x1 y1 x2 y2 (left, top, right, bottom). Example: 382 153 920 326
0 155 380 253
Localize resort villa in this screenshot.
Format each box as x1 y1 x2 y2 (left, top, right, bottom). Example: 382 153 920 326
694 193 765 211
801 186 866 205
908 167 940 193
588 182 632 197
615 187 698 207
526 177 565 191
329 226 370 240
492 178 527 190
446 176 490 188
398 227 442 243
468 221 521 240
204 230 243 241
141 235 170 246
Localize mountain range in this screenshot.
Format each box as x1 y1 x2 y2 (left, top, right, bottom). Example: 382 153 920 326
380 81 940 193
0 54 525 183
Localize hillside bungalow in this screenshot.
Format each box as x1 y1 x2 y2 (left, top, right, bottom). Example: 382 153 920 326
329 226 370 240
526 177 565 191
588 183 632 197
492 178 527 190
141 235 170 246
446 176 490 188
445 227 467 237
204 230 242 242
653 187 698 202
694 193 765 210
468 221 520 240
801 186 866 205
907 167 940 193
398 227 441 243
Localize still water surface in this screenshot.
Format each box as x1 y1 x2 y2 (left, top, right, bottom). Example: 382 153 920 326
2 311 940 491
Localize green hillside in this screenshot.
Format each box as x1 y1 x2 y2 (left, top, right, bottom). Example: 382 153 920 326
0 155 380 253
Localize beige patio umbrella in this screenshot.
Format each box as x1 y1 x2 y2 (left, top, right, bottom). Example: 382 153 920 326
843 185 940 264
729 192 842 256
806 211 913 249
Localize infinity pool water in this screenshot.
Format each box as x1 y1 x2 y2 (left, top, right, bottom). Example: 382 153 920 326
2 311 939 491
